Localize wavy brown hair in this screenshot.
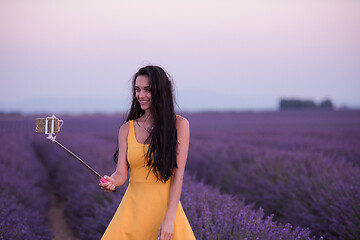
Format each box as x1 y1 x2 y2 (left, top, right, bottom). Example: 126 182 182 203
113 65 178 182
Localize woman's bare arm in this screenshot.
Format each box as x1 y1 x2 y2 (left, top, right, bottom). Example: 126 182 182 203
100 122 129 192
159 116 190 240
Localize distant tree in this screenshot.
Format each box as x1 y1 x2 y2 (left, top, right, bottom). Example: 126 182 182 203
319 99 334 109
279 98 316 110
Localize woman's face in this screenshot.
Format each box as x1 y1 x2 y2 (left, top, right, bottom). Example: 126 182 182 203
135 75 152 111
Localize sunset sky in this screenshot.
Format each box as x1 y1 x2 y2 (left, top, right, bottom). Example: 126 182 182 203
0 0 359 113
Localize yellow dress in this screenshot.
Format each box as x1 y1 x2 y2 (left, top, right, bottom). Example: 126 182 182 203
101 118 196 240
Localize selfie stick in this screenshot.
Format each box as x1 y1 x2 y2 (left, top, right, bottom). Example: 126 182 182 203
41 115 115 190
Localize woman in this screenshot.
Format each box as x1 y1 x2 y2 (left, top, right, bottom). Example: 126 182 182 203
99 66 196 240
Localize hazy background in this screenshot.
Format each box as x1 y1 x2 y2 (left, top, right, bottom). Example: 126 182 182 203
0 0 359 114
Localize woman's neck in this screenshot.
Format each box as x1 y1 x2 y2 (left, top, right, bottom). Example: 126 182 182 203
141 110 153 123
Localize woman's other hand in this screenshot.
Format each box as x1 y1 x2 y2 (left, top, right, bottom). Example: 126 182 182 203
99 175 116 192
158 218 174 240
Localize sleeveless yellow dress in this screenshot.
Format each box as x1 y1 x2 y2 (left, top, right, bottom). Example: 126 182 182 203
101 118 196 240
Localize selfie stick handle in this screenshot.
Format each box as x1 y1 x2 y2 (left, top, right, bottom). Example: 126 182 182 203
52 139 116 191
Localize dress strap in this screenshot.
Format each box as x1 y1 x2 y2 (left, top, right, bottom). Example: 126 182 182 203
128 120 135 143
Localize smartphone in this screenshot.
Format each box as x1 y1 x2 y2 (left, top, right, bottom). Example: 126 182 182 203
35 117 61 133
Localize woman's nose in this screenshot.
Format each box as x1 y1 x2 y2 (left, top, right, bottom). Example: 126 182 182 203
139 90 145 98
139 90 143 97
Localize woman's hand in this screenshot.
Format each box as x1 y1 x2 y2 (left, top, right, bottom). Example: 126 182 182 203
99 175 116 192
158 218 174 240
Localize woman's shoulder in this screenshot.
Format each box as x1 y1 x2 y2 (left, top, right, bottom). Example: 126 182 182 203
118 121 130 136
120 121 130 128
176 115 189 129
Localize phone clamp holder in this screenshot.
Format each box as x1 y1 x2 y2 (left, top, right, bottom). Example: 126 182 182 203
45 115 63 141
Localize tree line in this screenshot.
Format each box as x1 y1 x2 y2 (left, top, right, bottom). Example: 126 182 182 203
279 98 333 110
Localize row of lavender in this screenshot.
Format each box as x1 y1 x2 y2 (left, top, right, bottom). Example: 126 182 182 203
0 118 53 239
0 115 320 239
32 129 319 240
184 110 360 239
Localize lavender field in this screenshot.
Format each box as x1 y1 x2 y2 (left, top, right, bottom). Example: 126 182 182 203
1 109 359 240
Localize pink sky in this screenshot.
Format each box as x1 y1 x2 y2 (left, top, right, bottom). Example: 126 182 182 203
1 0 359 113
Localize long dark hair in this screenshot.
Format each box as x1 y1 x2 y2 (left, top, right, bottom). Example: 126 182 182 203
113 65 178 182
